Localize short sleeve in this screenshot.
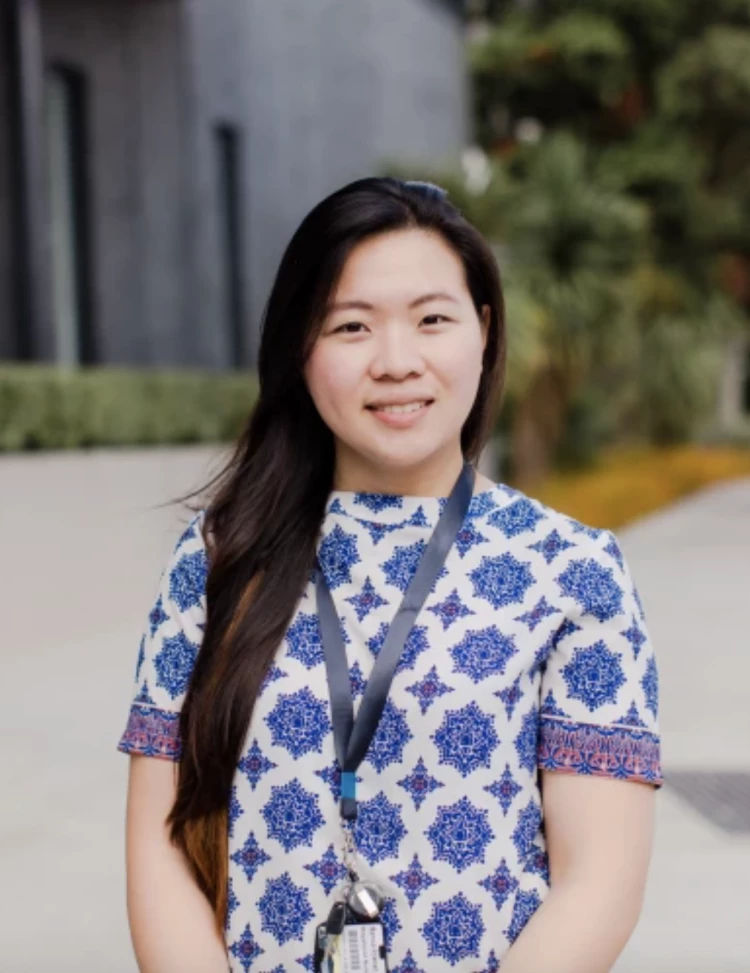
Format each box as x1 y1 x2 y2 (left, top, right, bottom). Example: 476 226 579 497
537 527 664 788
116 511 208 761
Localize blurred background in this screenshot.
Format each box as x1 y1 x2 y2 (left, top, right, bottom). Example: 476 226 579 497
1 0 749 970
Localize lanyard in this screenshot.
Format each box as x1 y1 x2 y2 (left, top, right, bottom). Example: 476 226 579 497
315 461 475 820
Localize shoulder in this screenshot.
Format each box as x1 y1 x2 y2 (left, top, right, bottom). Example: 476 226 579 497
477 482 625 574
160 509 209 612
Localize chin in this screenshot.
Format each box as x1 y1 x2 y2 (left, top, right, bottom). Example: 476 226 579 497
356 440 453 472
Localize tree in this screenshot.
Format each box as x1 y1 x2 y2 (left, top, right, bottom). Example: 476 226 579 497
458 0 750 479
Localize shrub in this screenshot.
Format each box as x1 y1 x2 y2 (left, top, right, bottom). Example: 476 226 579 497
523 444 750 529
0 365 258 451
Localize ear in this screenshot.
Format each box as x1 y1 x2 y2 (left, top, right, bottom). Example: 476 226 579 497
479 304 491 350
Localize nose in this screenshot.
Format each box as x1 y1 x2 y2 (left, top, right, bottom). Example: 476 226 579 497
369 322 426 381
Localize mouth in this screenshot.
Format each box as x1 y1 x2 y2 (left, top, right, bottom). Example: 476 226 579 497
365 398 434 415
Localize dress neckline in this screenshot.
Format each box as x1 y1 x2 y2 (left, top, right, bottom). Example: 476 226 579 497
324 481 511 528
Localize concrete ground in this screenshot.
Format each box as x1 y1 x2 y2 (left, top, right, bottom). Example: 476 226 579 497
0 446 748 972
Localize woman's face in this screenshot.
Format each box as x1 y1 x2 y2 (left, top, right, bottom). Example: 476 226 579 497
304 228 490 489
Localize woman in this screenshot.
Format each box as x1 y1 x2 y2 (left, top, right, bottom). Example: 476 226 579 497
118 177 663 973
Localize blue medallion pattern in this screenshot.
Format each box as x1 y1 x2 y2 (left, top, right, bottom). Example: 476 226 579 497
426 797 494 872
506 889 543 944
621 617 647 659
449 626 518 682
153 631 199 699
230 831 271 883
469 554 534 609
349 660 367 698
392 950 426 973
642 656 659 718
284 613 324 670
432 702 500 777
135 636 146 682
118 484 663 971
264 687 331 757
490 497 546 538
261 780 324 852
318 524 360 588
428 588 475 629
561 641 626 711
168 549 208 612
484 764 523 816
528 529 576 565
365 699 413 772
406 665 454 714
397 756 445 809
381 540 448 592
512 800 543 862
148 597 169 637
346 576 389 621
258 872 314 944
514 595 561 632
556 558 624 623
304 843 347 895
354 792 407 865
496 675 525 720
421 893 485 965
368 621 429 672
479 859 518 910
239 740 277 791
391 854 439 906
514 707 540 773
229 923 264 971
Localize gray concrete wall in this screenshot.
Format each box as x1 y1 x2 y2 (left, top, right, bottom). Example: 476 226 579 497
0 11 14 360
185 0 469 365
2 0 468 368
39 0 194 365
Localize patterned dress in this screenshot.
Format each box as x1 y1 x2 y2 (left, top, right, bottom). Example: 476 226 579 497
118 480 663 972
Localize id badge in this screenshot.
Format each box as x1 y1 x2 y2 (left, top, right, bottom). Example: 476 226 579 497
313 918 388 973
342 922 388 972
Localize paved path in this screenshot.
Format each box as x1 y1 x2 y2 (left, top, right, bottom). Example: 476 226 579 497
0 448 748 972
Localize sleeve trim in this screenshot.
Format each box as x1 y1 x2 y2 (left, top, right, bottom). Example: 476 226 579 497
538 716 663 787
117 704 182 761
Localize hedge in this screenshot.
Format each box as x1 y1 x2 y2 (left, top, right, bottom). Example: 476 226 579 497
0 365 259 451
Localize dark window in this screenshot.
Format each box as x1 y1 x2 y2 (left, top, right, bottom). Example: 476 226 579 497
215 123 245 368
44 63 95 364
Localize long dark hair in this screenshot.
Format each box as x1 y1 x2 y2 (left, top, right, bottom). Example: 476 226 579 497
166 177 507 936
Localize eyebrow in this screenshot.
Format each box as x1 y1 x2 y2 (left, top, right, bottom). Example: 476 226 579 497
325 291 460 314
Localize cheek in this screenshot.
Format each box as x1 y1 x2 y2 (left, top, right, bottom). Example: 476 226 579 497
433 331 485 400
305 347 362 419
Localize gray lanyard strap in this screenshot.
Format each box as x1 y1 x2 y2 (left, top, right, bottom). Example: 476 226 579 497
315 461 475 820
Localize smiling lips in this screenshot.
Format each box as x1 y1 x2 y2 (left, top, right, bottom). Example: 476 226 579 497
366 398 434 426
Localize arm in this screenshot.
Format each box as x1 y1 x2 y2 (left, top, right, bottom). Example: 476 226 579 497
498 771 656 973
125 755 230 973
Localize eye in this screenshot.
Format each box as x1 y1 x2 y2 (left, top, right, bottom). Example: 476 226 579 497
332 321 368 334
421 314 451 326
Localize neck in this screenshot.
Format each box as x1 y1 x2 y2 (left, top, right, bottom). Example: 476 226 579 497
333 446 468 498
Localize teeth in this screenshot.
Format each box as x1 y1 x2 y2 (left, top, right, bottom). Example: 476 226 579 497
376 401 428 414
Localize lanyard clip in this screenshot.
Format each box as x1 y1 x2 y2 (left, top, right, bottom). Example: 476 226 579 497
340 770 357 820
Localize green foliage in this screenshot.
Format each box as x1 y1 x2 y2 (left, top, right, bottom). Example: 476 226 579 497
464 0 750 475
502 132 649 279
636 318 723 443
659 27 750 126
543 12 631 102
0 365 258 452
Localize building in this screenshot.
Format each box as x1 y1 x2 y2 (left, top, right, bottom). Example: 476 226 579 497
0 0 468 369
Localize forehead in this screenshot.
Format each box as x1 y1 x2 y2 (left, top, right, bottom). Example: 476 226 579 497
330 228 468 306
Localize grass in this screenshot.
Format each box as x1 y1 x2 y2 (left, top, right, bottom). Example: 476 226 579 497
520 444 750 530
